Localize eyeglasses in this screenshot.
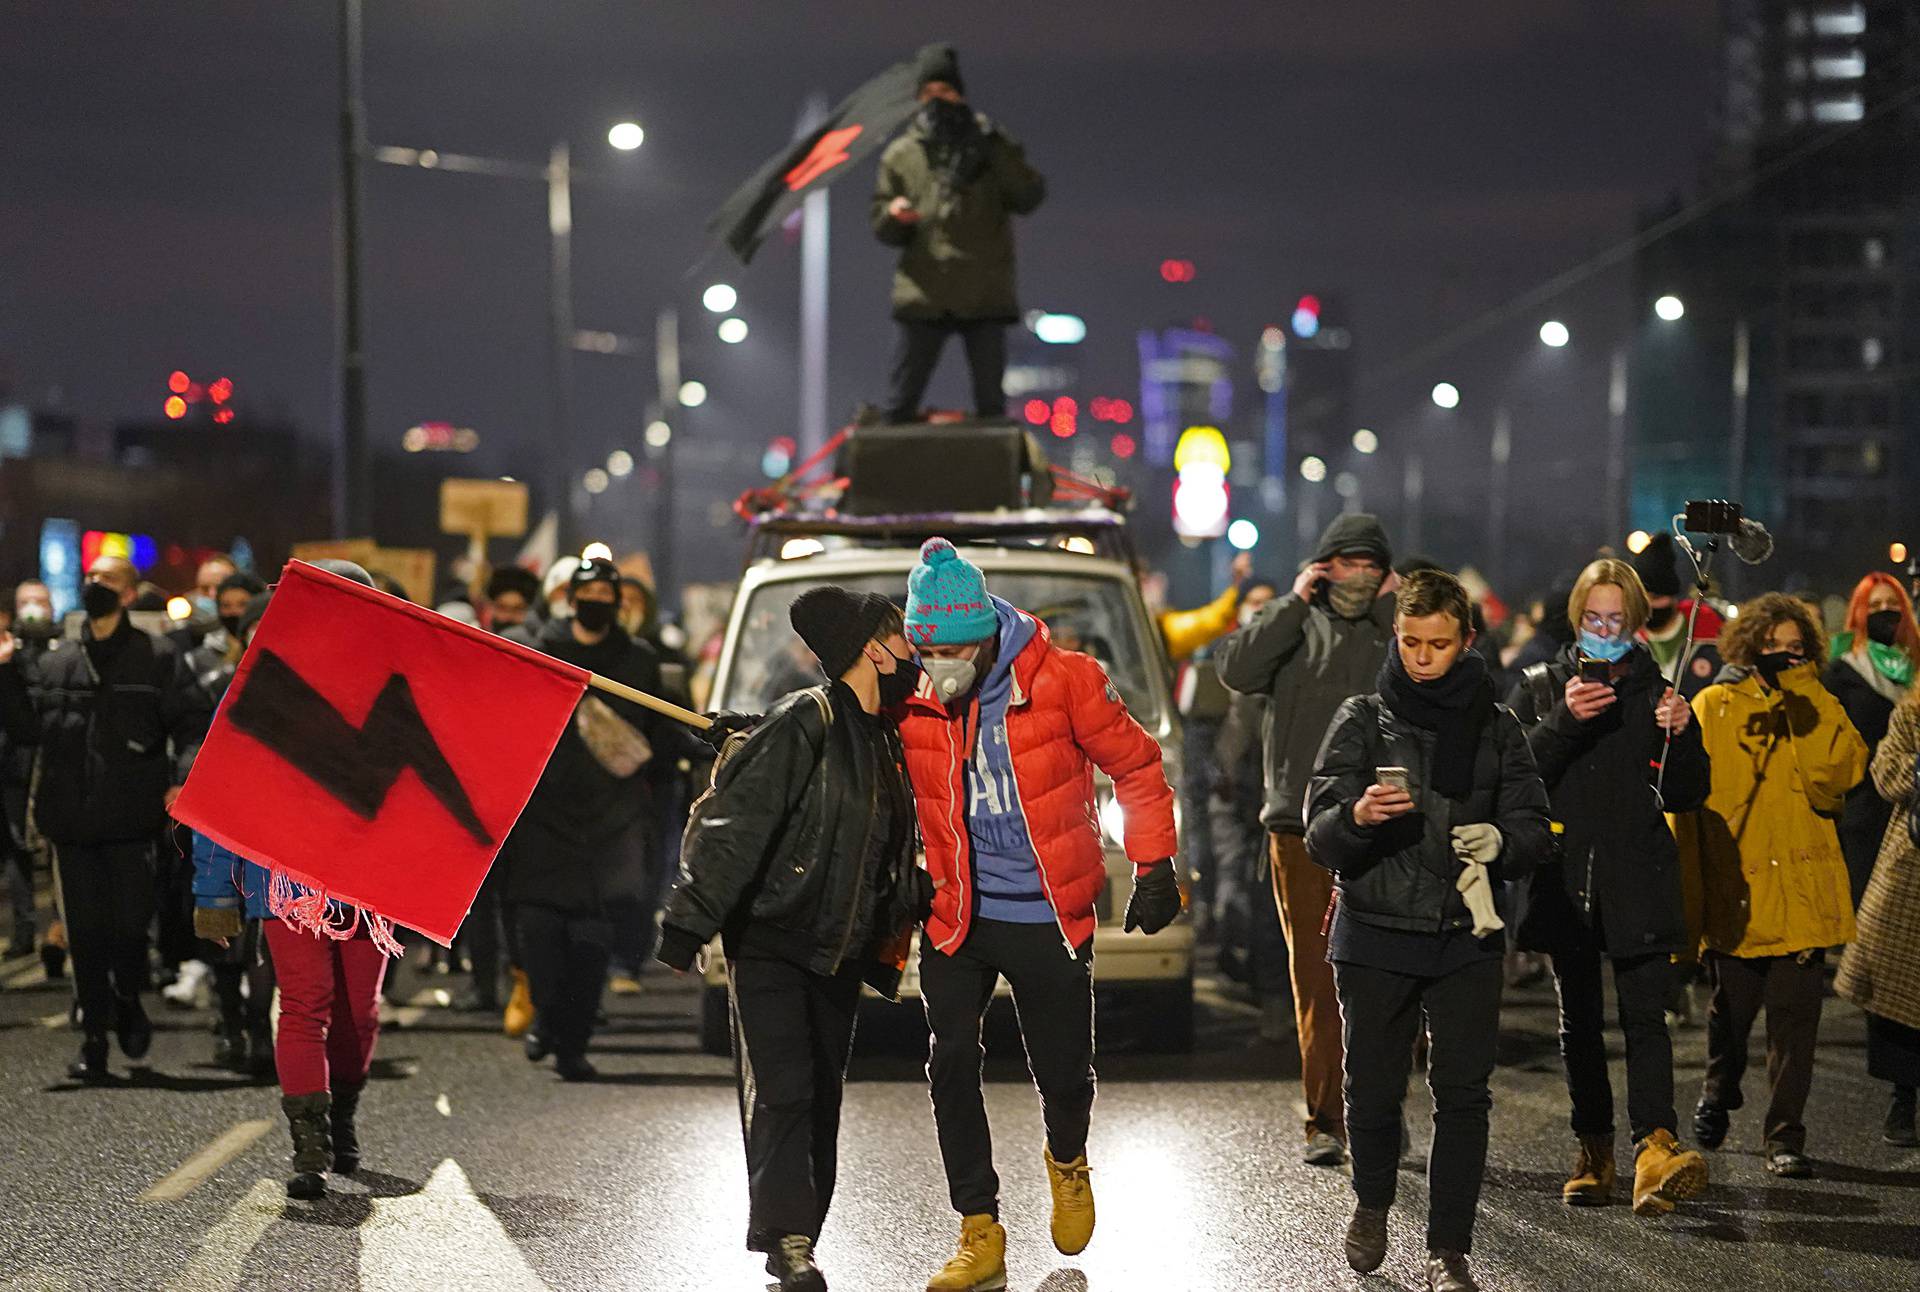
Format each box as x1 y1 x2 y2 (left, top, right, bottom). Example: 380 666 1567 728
1580 612 1626 633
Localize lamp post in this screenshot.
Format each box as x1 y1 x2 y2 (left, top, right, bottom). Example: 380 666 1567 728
335 0 369 538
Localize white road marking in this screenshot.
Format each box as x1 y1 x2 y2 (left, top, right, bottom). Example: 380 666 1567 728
359 1159 550 1291
435 1093 452 1117
38 1011 66 1029
140 1120 274 1204
2 958 47 989
161 1177 284 1292
385 985 441 1029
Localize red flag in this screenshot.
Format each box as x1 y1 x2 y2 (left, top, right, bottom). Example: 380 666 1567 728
172 560 588 946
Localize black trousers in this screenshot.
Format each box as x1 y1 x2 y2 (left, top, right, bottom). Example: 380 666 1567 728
1336 955 1502 1255
460 868 509 1005
55 841 155 1033
1701 949 1825 1153
3 794 34 947
885 318 1007 422
729 954 863 1251
1550 943 1677 1142
921 918 1095 1219
1866 1012 1920 1089
211 920 273 1041
514 905 612 1059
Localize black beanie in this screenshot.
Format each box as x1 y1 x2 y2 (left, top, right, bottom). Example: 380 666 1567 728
915 43 965 95
1632 533 1682 599
791 587 895 680
568 557 620 599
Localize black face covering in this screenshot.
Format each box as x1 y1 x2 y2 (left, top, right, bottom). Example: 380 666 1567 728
82 581 122 619
877 649 923 708
572 600 616 633
1867 609 1902 647
1754 650 1804 687
220 614 243 638
1646 605 1680 632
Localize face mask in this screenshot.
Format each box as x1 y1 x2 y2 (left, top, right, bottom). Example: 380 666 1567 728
572 600 616 633
82 581 122 619
1577 629 1631 663
193 595 218 619
1754 650 1804 686
876 649 922 708
220 614 243 638
1327 571 1383 619
923 655 978 702
1867 609 1902 647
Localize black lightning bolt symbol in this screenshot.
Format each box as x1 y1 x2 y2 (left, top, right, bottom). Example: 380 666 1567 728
227 649 494 847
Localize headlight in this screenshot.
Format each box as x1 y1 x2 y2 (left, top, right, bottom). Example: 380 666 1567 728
1099 795 1126 847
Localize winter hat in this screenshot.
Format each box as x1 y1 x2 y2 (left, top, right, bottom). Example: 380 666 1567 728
904 538 996 646
915 43 965 95
1312 513 1393 568
1631 533 1682 599
791 587 896 680
542 556 582 603
311 559 375 588
486 565 541 604
568 557 619 600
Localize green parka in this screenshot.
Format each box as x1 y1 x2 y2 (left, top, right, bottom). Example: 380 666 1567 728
870 114 1045 322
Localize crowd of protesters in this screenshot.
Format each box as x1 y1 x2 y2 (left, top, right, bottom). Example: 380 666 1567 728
2 512 1918 1292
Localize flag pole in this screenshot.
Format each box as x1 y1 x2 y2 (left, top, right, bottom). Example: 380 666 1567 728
586 673 712 730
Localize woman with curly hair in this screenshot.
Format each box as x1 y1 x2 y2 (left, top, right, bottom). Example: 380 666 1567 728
1677 593 1867 1177
1822 573 1920 905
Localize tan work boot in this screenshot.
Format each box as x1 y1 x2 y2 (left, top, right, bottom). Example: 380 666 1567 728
1632 1128 1708 1215
1562 1134 1615 1205
1043 1147 1095 1255
502 967 534 1038
925 1214 1007 1292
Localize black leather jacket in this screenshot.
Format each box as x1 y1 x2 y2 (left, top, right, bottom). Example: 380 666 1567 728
659 683 920 996
1305 692 1551 935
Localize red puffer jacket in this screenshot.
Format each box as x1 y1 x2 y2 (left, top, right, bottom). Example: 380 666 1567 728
898 611 1178 954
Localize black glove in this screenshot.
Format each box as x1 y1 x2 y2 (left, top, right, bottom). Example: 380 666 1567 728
1123 859 1182 934
903 867 936 923
697 711 759 752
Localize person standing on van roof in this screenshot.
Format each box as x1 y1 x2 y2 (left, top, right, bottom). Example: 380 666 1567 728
1214 512 1399 1168
659 587 931 1292
895 538 1178 1292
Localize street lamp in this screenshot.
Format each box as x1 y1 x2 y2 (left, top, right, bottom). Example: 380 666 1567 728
1539 320 1570 348
717 317 749 345
702 283 738 314
1352 428 1379 455
678 380 708 408
1654 295 1685 322
644 419 672 450
1431 382 1461 410
606 121 645 151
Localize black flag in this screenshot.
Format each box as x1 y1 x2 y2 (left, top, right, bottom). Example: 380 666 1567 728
706 48 930 264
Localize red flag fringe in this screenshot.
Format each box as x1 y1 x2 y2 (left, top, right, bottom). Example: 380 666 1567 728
267 869 406 958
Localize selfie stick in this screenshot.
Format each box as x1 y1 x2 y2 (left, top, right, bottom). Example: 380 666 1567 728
1657 515 1718 806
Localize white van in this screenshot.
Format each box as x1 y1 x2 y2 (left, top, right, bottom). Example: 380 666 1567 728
697 505 1193 1053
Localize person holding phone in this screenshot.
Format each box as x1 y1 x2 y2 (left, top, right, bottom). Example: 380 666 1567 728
1507 559 1713 1216
1676 593 1866 1178
1217 513 1399 1167
1305 568 1551 1292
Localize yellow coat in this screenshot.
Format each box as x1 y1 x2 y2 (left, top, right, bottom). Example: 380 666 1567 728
1674 661 1866 958
1158 584 1242 663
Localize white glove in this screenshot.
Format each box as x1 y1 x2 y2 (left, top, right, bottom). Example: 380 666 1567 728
1450 822 1502 866
1455 860 1505 938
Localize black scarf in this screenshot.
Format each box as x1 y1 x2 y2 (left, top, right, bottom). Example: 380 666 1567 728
1379 647 1495 799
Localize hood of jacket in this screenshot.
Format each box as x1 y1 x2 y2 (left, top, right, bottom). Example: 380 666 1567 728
1312 513 1393 568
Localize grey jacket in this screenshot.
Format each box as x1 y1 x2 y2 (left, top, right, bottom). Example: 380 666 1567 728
1214 590 1396 833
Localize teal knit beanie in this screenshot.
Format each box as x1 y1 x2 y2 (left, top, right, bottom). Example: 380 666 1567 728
904 538 996 646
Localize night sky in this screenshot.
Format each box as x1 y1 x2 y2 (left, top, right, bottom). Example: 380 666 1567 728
2 2 1721 589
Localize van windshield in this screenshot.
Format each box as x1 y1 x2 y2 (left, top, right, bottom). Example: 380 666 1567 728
718 570 1164 726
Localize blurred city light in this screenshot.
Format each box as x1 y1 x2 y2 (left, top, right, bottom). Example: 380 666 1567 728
163 396 187 420
1431 382 1461 409
1654 295 1685 321
1023 399 1050 426
582 470 610 495
644 420 672 449
1028 311 1087 344
1111 433 1137 459
1050 395 1078 439
1227 519 1260 551
718 317 749 344
678 380 708 408
1299 455 1328 483
168 370 191 395
607 449 634 478
780 538 825 560
1090 397 1134 423
1892 542 1910 565
1352 428 1379 455
1292 295 1322 339
607 121 645 151
580 542 614 562
701 284 737 313
1626 529 1653 554
1539 320 1570 348
166 596 193 621
1159 259 1196 284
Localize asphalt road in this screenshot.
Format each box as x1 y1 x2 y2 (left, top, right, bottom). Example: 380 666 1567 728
1 947 1915 1292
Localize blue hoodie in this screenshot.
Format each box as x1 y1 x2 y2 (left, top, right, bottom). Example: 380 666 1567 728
966 597 1052 923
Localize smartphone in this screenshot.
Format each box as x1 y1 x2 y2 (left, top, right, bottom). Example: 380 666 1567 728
1376 766 1410 794
1579 657 1612 685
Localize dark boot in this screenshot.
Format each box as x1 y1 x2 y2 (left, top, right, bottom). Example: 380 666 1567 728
1691 1100 1730 1150
1426 1248 1481 1292
114 993 153 1061
40 939 66 980
764 1235 828 1292
1345 1204 1388 1273
555 1052 598 1083
68 1032 110 1082
212 1019 246 1071
281 1093 332 1200
330 1082 364 1174
1885 1086 1918 1148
